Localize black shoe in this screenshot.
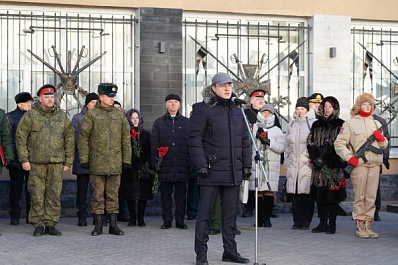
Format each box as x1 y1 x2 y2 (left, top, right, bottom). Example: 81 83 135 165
33 225 44 237
209 228 221 235
196 254 209 265
312 222 327 233
301 225 310 230
242 209 253 218
138 219 146 227
77 216 87 227
235 228 241 235
117 215 130 222
264 218 272 228
44 226 62 236
374 213 381 221
102 214 109 226
270 212 279 218
292 223 302 230
161 223 171 229
176 223 188 229
222 252 249 263
10 218 19 226
187 215 196 220
128 219 136 227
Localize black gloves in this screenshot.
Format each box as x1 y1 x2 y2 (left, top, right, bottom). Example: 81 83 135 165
5 159 12 169
242 167 252 180
259 137 270 145
256 128 270 145
197 167 208 178
122 163 132 170
144 163 157 179
383 159 390 170
254 154 261 162
314 158 324 171
80 162 90 169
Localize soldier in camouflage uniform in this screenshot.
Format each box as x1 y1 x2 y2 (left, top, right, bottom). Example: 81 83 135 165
78 83 132 236
15 84 74 237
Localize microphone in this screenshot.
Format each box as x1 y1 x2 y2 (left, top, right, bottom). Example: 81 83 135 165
231 97 247 106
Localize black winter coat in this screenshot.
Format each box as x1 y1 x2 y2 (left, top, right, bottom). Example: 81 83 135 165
188 86 251 186
121 127 153 200
151 112 190 182
6 107 26 164
307 96 346 203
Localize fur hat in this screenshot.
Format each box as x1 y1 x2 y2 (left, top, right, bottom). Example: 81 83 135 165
351 93 375 116
15 92 33 104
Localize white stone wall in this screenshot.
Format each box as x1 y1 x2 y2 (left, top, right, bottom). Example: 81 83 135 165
309 14 352 120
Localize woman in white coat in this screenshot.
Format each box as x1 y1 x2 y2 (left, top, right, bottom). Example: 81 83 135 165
249 104 285 227
284 97 317 230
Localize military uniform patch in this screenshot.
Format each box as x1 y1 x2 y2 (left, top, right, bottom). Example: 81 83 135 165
339 127 344 134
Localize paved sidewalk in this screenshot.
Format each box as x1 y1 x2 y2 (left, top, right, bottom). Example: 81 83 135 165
0 211 397 265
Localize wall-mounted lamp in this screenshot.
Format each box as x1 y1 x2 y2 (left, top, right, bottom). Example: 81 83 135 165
158 42 165 53
330 47 336 58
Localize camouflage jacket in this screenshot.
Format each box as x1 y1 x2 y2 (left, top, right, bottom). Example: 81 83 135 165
15 104 74 167
78 101 131 175
0 109 14 174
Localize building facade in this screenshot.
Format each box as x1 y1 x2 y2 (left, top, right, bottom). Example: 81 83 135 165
0 1 397 153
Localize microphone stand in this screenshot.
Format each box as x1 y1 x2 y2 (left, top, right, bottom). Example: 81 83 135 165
236 101 269 265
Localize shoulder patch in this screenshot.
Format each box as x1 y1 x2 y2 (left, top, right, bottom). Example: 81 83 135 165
339 127 344 134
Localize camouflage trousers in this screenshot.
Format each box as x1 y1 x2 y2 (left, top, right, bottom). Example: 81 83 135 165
28 163 63 227
90 174 120 214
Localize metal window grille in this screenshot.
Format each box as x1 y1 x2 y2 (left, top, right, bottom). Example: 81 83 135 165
183 19 310 129
0 11 136 116
352 27 398 148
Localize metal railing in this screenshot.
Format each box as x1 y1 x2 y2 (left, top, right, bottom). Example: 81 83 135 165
183 19 311 130
0 11 137 116
352 27 398 148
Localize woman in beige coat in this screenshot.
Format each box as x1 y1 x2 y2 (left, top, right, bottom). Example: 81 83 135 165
334 93 388 238
284 97 317 230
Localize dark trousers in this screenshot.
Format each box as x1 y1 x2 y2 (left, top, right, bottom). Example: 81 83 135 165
187 177 199 218
375 171 381 214
160 182 187 225
244 190 255 212
195 185 239 255
76 174 90 217
9 168 30 218
290 194 314 227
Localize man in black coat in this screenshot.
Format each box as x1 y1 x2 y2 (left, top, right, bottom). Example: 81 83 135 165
6 92 33 225
151 94 190 229
188 72 252 265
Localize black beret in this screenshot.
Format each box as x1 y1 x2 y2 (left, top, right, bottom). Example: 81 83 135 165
15 92 33 104
165 94 181 102
295 97 309 111
85 92 99 106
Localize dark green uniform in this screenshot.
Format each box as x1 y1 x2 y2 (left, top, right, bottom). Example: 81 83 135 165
78 101 131 214
0 108 14 174
15 104 74 227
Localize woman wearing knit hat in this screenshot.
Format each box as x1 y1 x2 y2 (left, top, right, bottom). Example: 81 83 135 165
249 104 285 228
334 93 388 238
284 97 316 230
307 96 346 234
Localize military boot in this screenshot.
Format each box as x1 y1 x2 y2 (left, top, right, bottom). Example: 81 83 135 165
91 214 103 236
364 219 379 238
355 220 369 238
109 213 124 236
102 213 109 226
